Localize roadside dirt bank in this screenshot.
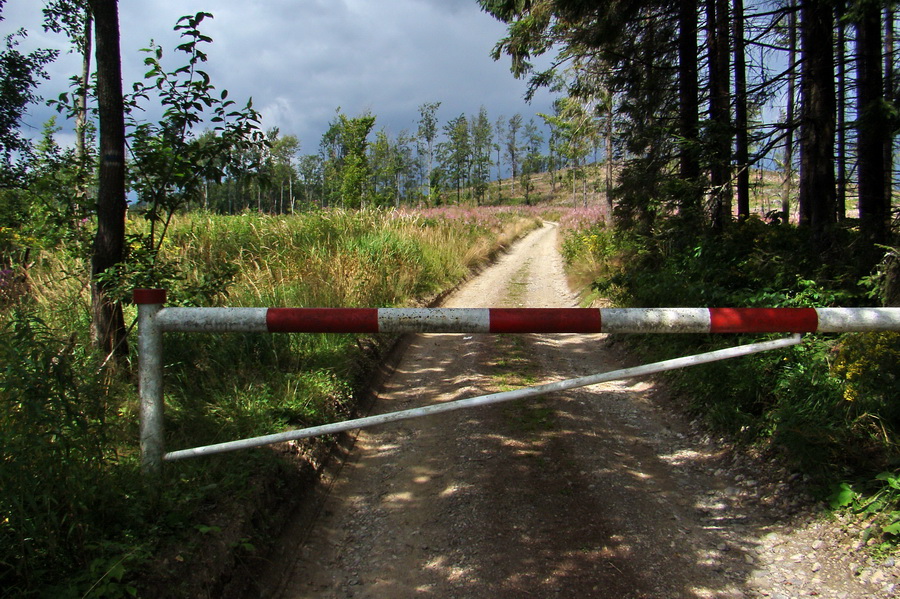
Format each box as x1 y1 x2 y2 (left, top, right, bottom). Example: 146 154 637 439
250 222 899 599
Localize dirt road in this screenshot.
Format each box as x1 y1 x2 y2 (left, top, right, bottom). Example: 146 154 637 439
259 223 897 598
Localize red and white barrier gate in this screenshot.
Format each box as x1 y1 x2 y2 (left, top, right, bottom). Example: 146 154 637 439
134 289 900 471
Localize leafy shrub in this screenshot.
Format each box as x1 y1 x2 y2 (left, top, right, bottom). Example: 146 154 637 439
0 310 119 595
561 215 900 495
832 332 900 447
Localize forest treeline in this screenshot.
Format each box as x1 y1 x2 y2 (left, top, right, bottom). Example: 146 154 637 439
480 0 898 254
8 1 898 295
2 6 607 217
202 103 555 214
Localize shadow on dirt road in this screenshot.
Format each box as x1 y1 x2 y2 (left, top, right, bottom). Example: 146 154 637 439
253 223 885 599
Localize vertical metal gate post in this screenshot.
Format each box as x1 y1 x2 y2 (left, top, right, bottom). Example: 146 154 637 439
134 289 166 473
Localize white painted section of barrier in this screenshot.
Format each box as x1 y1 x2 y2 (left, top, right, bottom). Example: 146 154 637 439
155 307 269 333
138 302 165 472
602 308 711 333
378 308 491 333
816 308 900 332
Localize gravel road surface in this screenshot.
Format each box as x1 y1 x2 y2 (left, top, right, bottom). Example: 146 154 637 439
258 222 898 599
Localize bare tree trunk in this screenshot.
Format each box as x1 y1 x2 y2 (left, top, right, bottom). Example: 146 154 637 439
707 0 732 228
549 134 557 194
783 0 797 223
733 0 750 219
74 10 92 216
605 113 613 221
572 164 577 208
581 172 587 208
798 0 836 238
836 1 847 222
495 124 503 202
856 2 887 245
88 0 128 356
885 6 895 225
678 0 701 218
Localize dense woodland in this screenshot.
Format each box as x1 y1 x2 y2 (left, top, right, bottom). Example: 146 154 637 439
3 0 900 596
480 0 898 245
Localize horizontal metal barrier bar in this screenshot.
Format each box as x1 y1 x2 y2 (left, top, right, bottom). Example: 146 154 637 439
134 299 900 335
134 288 900 472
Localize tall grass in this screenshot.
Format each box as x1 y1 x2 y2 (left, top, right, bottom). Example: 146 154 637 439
0 207 540 598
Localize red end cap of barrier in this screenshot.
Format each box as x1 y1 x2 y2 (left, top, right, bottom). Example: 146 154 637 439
133 288 167 305
709 308 818 333
267 308 380 333
490 308 603 333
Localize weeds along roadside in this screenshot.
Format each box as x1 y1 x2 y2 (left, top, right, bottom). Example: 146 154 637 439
560 213 900 554
0 207 544 598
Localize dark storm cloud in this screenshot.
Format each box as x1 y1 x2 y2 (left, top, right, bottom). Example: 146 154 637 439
4 0 554 150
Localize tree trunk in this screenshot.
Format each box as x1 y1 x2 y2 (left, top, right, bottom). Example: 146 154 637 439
549 137 557 194
605 112 613 222
836 1 847 222
74 10 92 216
678 0 701 217
582 170 587 207
707 0 732 228
856 2 887 245
732 0 750 219
885 6 894 227
495 143 503 201
783 0 797 223
88 0 128 357
798 0 836 239
572 164 577 208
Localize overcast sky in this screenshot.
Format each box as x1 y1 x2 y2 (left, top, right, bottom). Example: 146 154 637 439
4 0 557 153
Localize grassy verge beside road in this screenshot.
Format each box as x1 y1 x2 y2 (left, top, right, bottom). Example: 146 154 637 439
0 207 541 598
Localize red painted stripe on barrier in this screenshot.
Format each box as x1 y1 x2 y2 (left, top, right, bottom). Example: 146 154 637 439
266 308 379 333
708 308 818 333
133 288 167 305
490 308 603 333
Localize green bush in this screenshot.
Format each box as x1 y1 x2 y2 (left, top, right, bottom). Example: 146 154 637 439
0 310 123 596
562 216 900 500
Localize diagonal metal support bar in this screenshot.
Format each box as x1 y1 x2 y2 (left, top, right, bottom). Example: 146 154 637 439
163 334 803 462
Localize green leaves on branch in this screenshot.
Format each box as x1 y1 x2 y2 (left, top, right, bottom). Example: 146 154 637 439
127 12 266 249
94 231 238 306
116 12 265 298
0 31 58 185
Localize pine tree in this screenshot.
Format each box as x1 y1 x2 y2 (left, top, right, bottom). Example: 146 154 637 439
439 114 470 204
505 113 523 197
417 102 440 202
470 106 494 205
